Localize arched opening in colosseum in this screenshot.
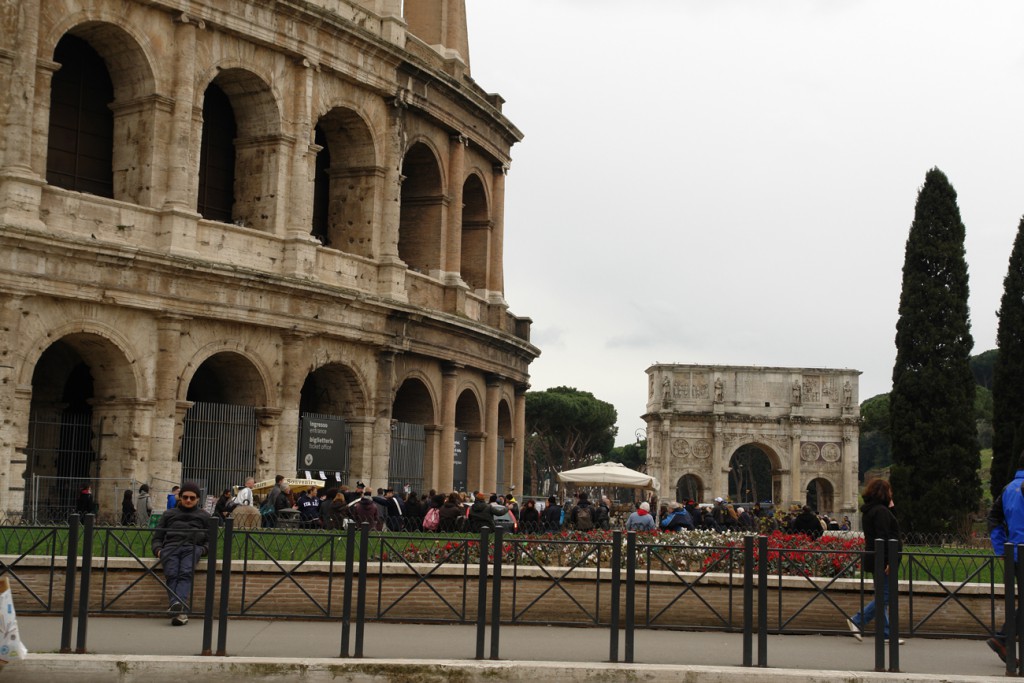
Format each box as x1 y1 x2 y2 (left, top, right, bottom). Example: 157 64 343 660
676 473 704 504
398 142 443 275
46 34 114 198
806 477 835 514
497 399 513 495
25 334 137 522
298 364 368 488
197 69 280 230
46 23 157 205
460 173 490 291
727 444 779 504
390 378 436 494
454 389 483 492
179 352 266 498
312 109 378 256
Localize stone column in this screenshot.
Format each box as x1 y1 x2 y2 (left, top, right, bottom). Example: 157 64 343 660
789 430 804 506
159 14 202 253
0 1 44 230
0 294 24 511
150 316 187 488
423 424 441 491
372 351 396 487
467 433 484 492
283 59 319 276
255 408 282 478
377 98 408 301
276 333 307 477
711 422 725 500
483 374 500 493
445 134 467 281
346 417 375 486
513 384 527 494
437 363 458 491
487 164 507 303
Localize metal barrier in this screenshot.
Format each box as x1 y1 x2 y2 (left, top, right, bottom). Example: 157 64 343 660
32 525 1024 673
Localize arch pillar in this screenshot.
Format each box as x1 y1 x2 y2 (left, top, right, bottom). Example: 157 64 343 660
377 100 407 300
371 351 396 486
158 14 201 254
423 424 442 490
437 363 458 492
277 333 306 477
483 374 500 493
444 133 466 282
513 384 527 493
0 1 45 231
789 429 803 506
487 163 506 303
255 407 282 479
283 59 318 276
152 316 187 480
91 398 155 482
347 416 375 487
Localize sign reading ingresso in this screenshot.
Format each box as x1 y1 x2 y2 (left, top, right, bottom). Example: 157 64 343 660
298 415 346 471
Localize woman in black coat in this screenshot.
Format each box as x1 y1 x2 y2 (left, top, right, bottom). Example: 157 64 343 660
846 478 902 643
121 489 136 526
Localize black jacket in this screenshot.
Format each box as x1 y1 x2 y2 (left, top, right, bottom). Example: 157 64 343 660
152 505 211 554
861 499 900 574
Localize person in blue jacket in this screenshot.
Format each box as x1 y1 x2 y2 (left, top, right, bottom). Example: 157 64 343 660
988 453 1024 664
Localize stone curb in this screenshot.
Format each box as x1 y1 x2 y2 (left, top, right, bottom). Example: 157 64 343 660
9 654 1010 683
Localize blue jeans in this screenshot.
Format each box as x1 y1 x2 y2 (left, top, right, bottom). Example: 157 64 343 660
852 577 890 638
162 544 202 609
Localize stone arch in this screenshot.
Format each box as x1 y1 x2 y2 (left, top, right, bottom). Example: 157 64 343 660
179 345 271 407
44 19 159 205
20 322 143 399
676 473 704 503
645 365 861 520
399 140 444 275
727 442 782 504
195 65 282 230
24 331 140 521
454 387 483 491
806 476 836 514
312 106 379 255
392 375 438 425
300 361 370 419
460 171 490 291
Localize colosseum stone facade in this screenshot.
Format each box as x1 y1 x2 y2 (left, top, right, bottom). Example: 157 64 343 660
0 0 538 519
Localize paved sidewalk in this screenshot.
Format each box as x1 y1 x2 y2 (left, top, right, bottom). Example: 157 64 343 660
16 615 1011 680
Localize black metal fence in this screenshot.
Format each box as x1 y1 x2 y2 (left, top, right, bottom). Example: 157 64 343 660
12 518 1024 675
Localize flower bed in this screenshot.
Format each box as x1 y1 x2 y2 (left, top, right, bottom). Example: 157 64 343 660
393 530 864 578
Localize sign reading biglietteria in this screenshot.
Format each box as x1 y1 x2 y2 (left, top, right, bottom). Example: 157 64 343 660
298 415 346 471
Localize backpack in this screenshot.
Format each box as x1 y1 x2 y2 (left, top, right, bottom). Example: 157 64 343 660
423 507 440 531
575 506 594 531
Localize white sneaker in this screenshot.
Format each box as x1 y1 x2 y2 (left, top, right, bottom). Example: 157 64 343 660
885 638 905 645
846 618 862 642
171 613 188 626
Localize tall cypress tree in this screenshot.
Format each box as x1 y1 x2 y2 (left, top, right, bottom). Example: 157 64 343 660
992 217 1024 497
889 168 979 535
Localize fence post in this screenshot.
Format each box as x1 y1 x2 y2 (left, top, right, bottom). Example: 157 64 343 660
216 518 233 656
490 528 503 660
59 514 79 653
1011 540 1019 675
757 534 768 667
625 530 636 664
742 535 753 667
475 527 491 660
74 514 94 654
887 538 900 673
873 538 885 672
340 522 356 658
1005 543 1016 677
200 516 218 655
609 530 621 663
354 523 369 658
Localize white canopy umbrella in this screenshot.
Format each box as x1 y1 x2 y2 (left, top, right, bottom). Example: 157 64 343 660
556 462 660 492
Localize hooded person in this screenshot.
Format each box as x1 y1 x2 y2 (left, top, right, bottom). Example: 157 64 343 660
468 492 503 532
626 501 656 531
350 490 382 530
152 481 211 626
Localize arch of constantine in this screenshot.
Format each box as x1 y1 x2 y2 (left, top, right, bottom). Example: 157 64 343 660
643 365 860 518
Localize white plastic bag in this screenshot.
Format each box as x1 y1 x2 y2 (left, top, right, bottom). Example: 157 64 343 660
0 576 28 666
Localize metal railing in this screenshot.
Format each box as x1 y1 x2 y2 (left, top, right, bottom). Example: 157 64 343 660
19 521 1024 674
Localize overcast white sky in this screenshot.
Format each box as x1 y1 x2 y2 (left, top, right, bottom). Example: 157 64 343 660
465 1 1024 446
